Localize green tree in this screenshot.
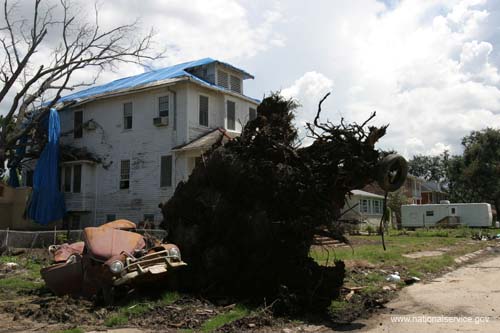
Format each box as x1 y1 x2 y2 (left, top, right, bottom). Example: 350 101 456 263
459 128 500 214
408 153 447 182
387 190 408 229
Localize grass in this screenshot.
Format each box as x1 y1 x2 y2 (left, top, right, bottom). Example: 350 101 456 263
104 302 152 327
0 277 42 289
104 313 129 327
311 227 497 314
104 291 182 327
200 305 250 332
161 291 181 305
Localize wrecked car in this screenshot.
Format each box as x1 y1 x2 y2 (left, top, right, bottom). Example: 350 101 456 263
41 219 186 302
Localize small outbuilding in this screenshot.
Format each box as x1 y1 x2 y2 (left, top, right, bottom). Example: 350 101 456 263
342 189 385 227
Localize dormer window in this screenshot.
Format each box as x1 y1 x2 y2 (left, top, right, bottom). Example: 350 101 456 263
217 70 229 89
230 75 241 93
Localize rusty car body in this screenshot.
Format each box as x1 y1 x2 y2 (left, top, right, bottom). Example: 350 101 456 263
41 219 186 300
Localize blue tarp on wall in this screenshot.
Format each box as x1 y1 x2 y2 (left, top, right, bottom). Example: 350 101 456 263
27 108 66 225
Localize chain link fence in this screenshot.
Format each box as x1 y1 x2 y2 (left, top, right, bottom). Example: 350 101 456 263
0 228 168 249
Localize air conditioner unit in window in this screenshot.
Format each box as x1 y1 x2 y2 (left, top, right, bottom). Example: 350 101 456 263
153 116 169 127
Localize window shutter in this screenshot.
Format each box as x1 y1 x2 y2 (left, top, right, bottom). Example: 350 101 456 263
249 107 257 121
161 155 172 187
227 101 235 130
73 164 82 193
199 95 209 126
74 111 83 138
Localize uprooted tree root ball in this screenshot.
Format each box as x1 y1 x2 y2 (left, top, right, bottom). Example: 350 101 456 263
161 93 391 313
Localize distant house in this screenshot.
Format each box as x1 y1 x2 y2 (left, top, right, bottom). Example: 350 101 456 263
24 58 259 228
364 175 430 204
421 181 448 204
342 189 385 226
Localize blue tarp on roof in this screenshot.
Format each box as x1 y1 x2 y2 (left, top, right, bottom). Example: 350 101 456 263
57 58 256 104
27 108 66 225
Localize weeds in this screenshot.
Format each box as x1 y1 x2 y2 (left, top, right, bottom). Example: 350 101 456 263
200 305 250 332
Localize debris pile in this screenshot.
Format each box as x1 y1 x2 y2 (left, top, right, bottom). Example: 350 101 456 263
161 93 405 312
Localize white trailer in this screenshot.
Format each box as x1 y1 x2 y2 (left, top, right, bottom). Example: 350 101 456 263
401 203 492 228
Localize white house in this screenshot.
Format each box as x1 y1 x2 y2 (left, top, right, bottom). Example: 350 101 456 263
24 58 259 228
342 189 385 227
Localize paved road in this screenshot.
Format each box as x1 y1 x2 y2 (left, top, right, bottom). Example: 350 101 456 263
359 254 500 332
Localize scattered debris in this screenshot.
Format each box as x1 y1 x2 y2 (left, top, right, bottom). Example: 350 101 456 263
386 272 401 282
404 277 421 285
2 262 19 271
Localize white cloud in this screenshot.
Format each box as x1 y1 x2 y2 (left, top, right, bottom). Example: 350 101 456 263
276 0 500 157
281 71 334 144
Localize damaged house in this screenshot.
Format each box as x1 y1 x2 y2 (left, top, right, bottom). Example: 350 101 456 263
23 58 259 228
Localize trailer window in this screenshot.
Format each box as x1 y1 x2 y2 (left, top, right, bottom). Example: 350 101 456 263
426 210 434 216
451 207 456 214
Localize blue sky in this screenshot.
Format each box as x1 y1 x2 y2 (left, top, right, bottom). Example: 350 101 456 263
2 0 500 157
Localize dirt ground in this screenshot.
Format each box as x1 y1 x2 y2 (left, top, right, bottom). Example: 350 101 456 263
358 249 500 332
2 241 499 332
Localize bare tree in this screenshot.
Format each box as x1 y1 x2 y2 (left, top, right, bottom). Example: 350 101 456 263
0 0 161 176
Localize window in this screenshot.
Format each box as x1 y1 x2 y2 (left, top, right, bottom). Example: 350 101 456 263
451 207 456 215
123 102 133 129
72 164 82 193
74 111 83 138
61 165 82 193
158 96 169 117
230 75 242 93
106 214 116 222
63 166 72 192
120 160 130 189
373 200 382 214
144 214 155 222
226 100 235 130
249 107 257 121
199 95 209 127
426 210 434 216
217 70 229 88
26 170 34 187
360 199 370 213
160 155 172 187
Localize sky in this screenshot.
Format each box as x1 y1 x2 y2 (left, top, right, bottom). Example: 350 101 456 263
3 0 500 157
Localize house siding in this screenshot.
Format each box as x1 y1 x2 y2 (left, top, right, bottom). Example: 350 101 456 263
58 81 257 226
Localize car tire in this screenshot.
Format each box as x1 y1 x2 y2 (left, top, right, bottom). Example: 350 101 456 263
376 154 408 192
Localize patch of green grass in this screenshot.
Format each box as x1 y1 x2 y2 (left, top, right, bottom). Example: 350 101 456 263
200 305 250 332
329 300 350 312
161 291 181 305
104 313 129 327
122 303 152 316
0 277 41 290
